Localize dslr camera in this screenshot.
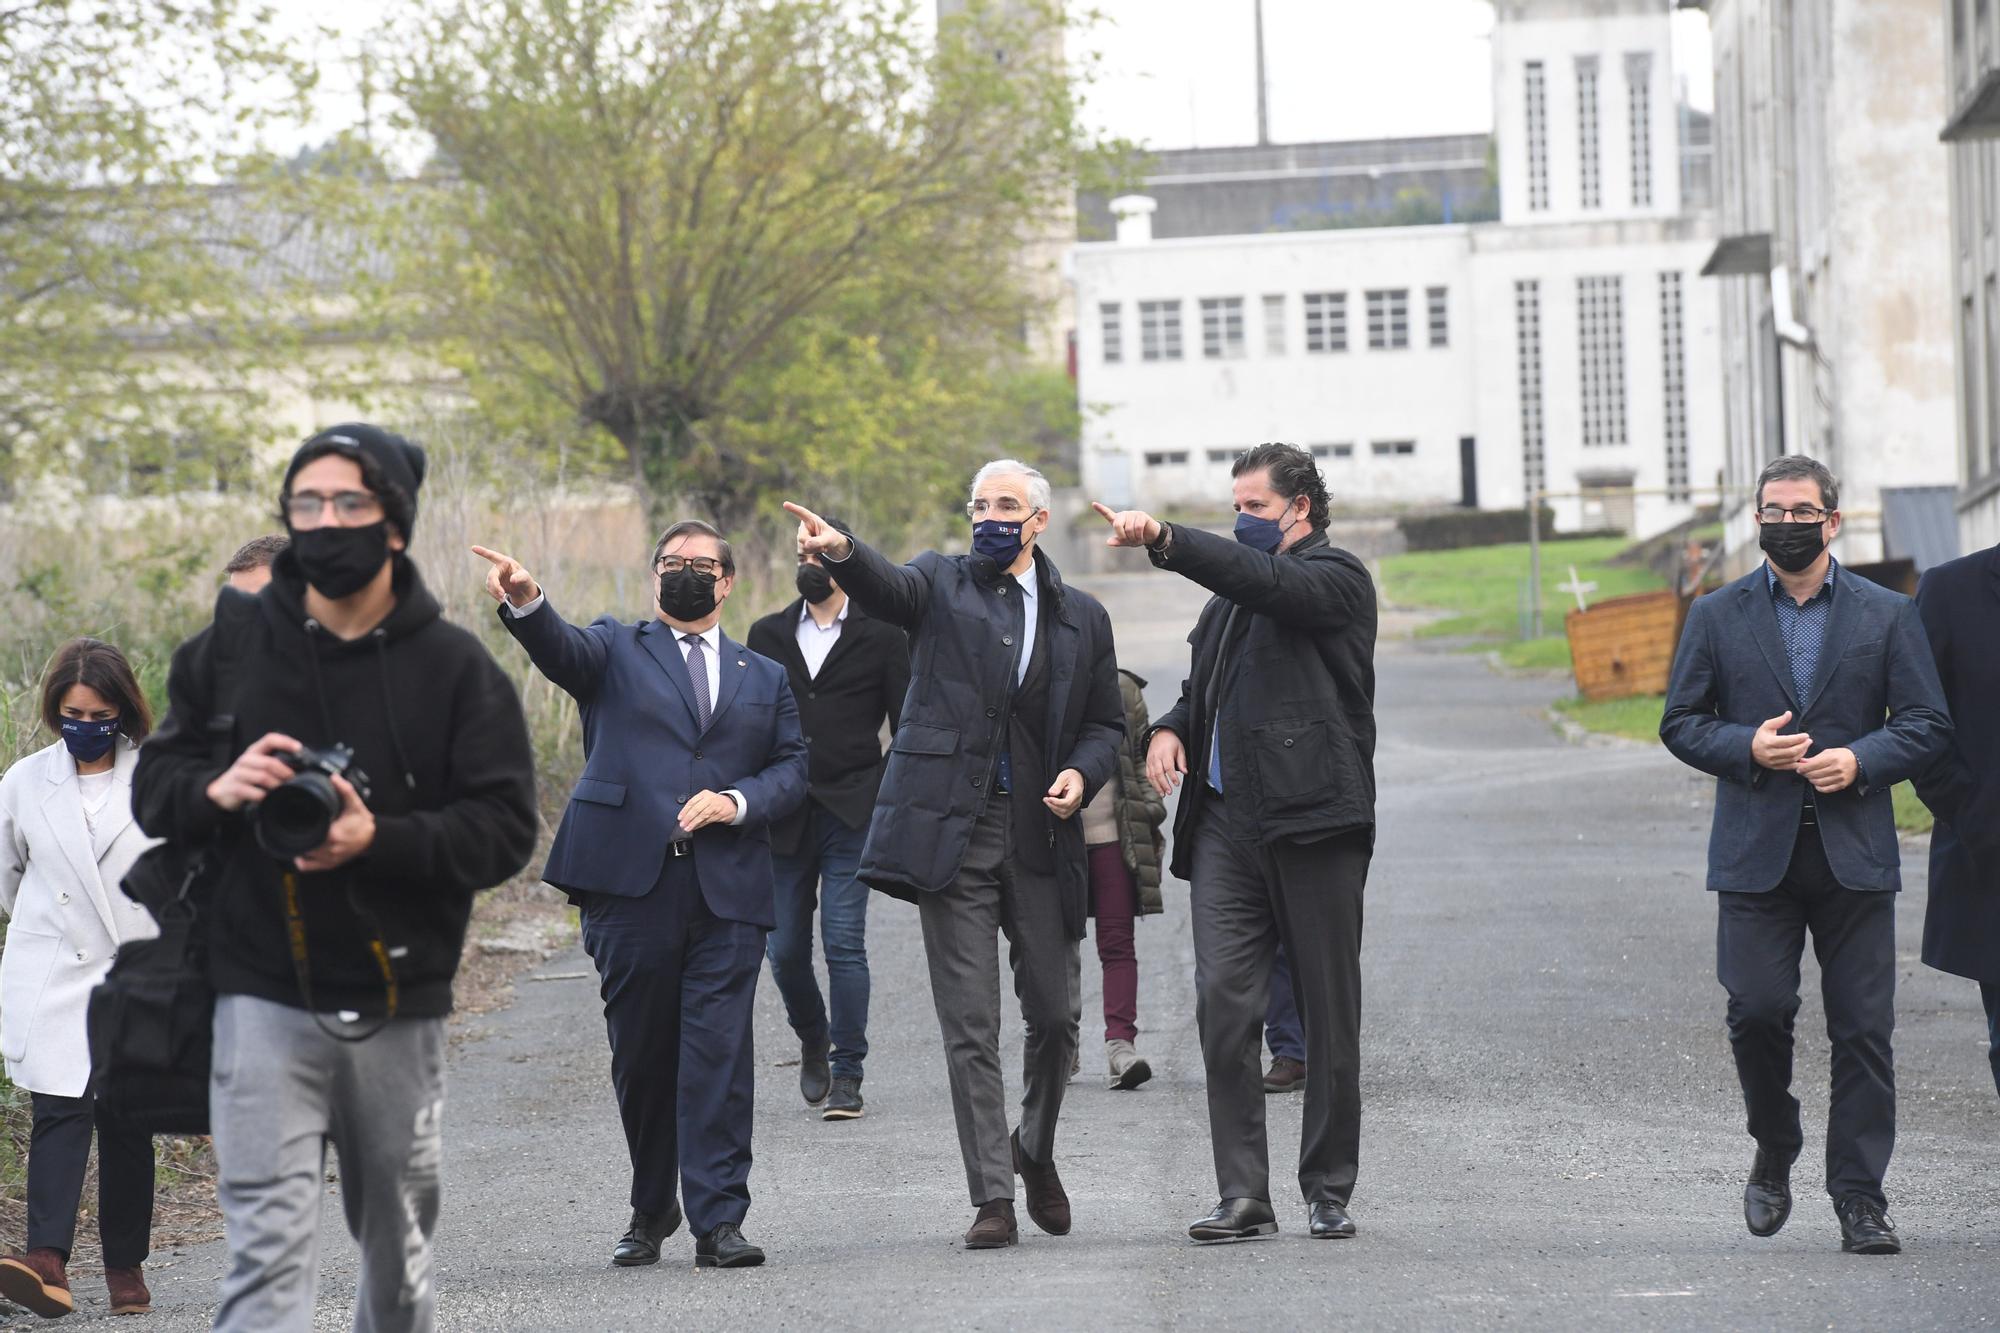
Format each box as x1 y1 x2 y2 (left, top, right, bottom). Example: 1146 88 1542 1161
253 744 371 860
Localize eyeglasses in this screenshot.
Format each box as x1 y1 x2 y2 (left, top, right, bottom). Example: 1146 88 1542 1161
656 556 724 577
284 490 383 523
966 498 1040 520
1756 505 1832 524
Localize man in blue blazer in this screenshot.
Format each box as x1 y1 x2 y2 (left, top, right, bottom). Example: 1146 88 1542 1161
476 521 808 1271
1661 455 1951 1257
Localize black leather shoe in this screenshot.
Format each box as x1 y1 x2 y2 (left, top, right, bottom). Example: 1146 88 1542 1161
611 1205 683 1267
1837 1197 1901 1255
823 1076 864 1121
800 1035 832 1107
1308 1201 1357 1238
1744 1147 1795 1238
696 1222 766 1268
1187 1197 1278 1243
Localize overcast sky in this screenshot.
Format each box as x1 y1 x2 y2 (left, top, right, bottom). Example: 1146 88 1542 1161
273 0 1714 158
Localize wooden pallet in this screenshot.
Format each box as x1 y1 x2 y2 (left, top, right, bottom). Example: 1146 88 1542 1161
1565 589 1691 702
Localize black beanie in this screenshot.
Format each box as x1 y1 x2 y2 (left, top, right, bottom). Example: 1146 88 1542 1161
283 423 427 537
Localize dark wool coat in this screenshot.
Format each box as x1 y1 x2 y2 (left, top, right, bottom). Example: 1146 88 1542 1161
1914 545 2000 983
828 537 1124 941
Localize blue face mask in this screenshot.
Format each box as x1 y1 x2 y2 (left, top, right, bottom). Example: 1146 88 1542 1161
61 717 119 763
1233 509 1298 554
972 516 1035 569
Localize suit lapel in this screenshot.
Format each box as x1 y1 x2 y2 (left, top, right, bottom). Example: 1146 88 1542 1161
39 760 122 944
814 605 864 681
772 599 814 687
92 741 138 859
709 631 748 727
639 620 701 731
1735 576 1800 709
1799 567 1859 716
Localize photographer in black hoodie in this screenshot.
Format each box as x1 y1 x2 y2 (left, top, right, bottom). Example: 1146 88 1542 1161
134 424 537 1333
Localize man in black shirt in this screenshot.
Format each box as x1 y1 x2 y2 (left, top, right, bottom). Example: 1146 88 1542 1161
748 518 910 1121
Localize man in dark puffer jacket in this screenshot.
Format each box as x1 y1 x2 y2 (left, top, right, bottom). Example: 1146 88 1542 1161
134 424 537 1332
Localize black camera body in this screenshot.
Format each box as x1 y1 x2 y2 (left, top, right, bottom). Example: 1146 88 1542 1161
252 744 371 861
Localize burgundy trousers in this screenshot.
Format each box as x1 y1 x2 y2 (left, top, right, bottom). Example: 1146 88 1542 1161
1087 842 1140 1043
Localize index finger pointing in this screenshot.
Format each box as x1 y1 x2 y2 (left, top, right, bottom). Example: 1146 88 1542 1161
1090 501 1118 522
470 545 511 567
781 501 819 529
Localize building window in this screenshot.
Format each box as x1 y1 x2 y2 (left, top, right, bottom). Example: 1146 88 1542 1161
1659 271 1690 501
1626 53 1654 208
1200 297 1246 360
1099 303 1122 364
1525 61 1550 212
1985 275 2000 471
1370 440 1417 457
1303 292 1347 353
1366 289 1409 350
1426 286 1449 348
1206 447 1238 465
1576 56 1601 211
1577 275 1628 448
1143 450 1190 467
1139 300 1182 361
1262 294 1287 356
1309 443 1355 460
1516 279 1546 496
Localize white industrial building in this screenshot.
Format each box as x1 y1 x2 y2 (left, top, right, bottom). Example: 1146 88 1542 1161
1942 0 2000 551
1072 0 1726 541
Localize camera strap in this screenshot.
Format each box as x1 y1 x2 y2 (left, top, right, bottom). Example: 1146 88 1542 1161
282 871 400 1042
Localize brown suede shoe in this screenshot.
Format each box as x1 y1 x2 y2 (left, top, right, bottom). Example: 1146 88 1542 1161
0 1248 74 1318
1011 1128 1072 1236
963 1200 1018 1249
105 1266 151 1316
1263 1055 1306 1093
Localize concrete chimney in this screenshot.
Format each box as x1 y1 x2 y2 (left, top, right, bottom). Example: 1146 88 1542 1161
1111 195 1157 245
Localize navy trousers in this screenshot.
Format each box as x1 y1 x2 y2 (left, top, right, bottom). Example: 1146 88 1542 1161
1265 942 1306 1064
579 854 766 1234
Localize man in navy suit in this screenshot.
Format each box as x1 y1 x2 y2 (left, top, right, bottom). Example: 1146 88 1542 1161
476 521 808 1270
1661 455 1951 1257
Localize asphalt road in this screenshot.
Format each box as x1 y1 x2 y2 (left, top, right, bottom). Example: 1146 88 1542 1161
49 569 2000 1329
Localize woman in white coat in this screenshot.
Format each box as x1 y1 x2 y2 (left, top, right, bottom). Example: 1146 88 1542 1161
0 639 162 1319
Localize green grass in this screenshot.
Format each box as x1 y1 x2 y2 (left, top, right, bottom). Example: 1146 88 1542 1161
1379 536 1667 665
1892 782 1934 835
1553 693 1665 743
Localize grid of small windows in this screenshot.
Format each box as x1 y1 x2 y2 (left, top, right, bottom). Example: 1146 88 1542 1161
1366 289 1409 350
1143 450 1190 466
1099 303 1122 364
1309 443 1355 460
1626 53 1654 208
1304 292 1347 353
1427 287 1449 348
1262 294 1287 356
1370 440 1417 457
1577 275 1628 448
1576 56 1602 211
1525 62 1550 212
1659 271 1689 500
1200 297 1246 359
1139 300 1182 362
1515 280 1546 496
1206 447 1239 465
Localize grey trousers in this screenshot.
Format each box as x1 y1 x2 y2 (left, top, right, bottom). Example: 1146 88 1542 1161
919 796 1081 1205
1189 800 1369 1207
210 994 446 1333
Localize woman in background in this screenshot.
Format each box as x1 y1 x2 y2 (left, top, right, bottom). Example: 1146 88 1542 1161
0 639 162 1319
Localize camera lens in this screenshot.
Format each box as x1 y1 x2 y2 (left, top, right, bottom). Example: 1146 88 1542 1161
254 772 342 860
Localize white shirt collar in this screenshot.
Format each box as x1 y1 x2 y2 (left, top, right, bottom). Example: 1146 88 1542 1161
1013 568 1038 599
675 622 723 652
799 599 850 628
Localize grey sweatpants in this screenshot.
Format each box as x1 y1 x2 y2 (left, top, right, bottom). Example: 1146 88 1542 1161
210 994 446 1333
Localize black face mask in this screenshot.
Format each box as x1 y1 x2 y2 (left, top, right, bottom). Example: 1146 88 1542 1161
290 521 392 599
1759 520 1826 574
795 563 835 605
658 566 720 621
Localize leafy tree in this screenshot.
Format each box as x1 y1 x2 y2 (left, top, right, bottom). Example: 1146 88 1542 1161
375 0 1110 539
0 2 319 499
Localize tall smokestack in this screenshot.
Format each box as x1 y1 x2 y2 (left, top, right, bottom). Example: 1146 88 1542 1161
1254 0 1270 146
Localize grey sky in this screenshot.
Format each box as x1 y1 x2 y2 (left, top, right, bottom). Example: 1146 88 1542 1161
272 0 1714 159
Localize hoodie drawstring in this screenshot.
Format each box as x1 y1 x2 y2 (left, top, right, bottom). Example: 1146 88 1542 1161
372 629 417 792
